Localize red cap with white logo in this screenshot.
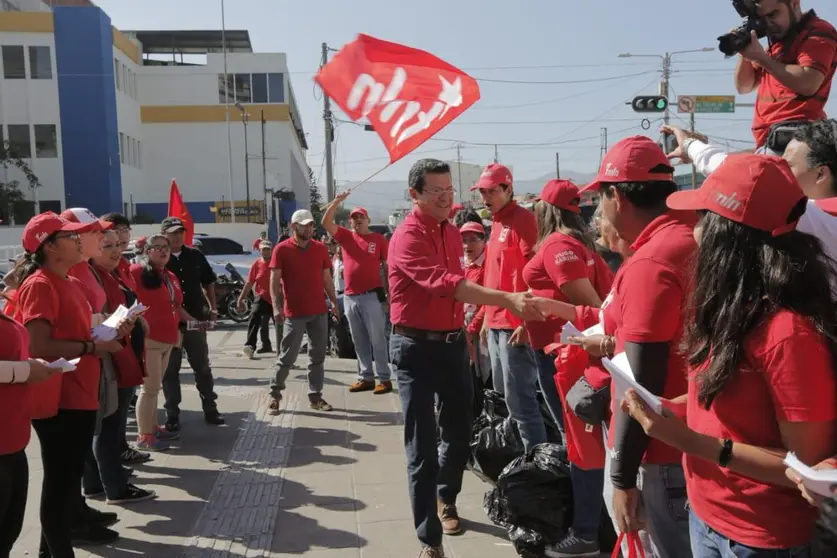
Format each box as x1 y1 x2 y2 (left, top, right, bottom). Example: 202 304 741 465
471 164 513 191
60 208 114 231
667 154 806 236
22 211 94 253
459 221 485 236
537 179 582 214
580 136 673 194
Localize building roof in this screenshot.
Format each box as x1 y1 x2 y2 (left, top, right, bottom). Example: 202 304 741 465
124 29 253 55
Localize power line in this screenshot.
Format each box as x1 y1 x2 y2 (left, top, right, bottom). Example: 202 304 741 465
472 70 658 85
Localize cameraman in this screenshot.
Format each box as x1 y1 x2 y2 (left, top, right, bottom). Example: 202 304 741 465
735 0 836 150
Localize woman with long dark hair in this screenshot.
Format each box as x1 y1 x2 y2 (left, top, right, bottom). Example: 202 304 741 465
620 154 837 557
131 234 194 451
522 180 614 557
12 212 123 557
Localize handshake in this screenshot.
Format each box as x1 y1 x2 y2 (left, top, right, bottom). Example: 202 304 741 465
501 291 565 323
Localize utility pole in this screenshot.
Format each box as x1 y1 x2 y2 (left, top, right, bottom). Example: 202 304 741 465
221 0 235 221
555 153 560 179
494 144 499 164
690 112 698 190
456 143 464 201
261 110 268 227
661 53 672 127
322 42 336 203
241 110 251 222
599 128 609 167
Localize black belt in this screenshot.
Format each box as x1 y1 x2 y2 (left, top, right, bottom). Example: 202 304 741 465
393 325 463 343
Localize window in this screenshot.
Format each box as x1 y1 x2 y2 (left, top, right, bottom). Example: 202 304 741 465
34 125 57 158
251 73 268 103
268 73 284 103
28 46 51 79
122 63 127 92
132 137 138 167
119 132 125 164
217 74 234 103
132 73 139 100
2 46 25 79
114 58 121 90
137 140 142 168
8 125 31 158
234 73 251 103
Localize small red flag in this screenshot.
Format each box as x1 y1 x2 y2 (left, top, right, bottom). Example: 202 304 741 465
168 179 194 246
315 34 480 164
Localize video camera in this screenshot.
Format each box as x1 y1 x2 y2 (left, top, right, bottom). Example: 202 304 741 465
718 0 767 56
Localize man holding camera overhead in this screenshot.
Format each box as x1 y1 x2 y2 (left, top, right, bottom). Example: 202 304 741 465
734 0 836 151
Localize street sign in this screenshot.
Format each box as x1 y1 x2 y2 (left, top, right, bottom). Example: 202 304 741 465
677 96 696 113
678 95 736 114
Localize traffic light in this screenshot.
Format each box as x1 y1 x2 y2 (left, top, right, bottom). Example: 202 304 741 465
631 96 668 113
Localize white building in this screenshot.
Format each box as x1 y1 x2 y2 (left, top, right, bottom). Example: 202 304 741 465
0 0 310 232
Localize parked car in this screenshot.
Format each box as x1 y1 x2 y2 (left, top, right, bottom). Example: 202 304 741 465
191 235 259 278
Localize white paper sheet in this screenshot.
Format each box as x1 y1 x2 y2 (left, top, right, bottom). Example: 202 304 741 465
784 452 837 498
48 357 81 373
92 303 147 341
601 353 664 414
559 322 604 344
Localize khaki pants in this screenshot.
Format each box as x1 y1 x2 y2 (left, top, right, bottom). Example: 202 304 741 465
137 338 174 435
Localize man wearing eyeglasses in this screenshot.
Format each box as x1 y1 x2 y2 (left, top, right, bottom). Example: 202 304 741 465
321 194 392 395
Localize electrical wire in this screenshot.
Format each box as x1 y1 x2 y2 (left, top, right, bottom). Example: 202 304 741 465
471 70 659 85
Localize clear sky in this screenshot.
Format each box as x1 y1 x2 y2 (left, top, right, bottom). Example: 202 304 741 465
96 0 837 191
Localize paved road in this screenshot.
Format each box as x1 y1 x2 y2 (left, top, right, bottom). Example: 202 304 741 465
12 327 601 558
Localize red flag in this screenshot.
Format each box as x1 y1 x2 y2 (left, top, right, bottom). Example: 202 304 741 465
168 179 194 246
315 34 480 164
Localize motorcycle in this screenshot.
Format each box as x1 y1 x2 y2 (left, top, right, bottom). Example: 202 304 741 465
215 263 254 323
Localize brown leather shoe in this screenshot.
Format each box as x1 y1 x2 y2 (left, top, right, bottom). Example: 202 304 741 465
438 501 462 535
349 380 375 393
418 546 445 558
373 381 393 394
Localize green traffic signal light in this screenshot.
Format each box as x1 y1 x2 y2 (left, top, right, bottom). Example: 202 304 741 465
631 96 668 113
657 98 667 110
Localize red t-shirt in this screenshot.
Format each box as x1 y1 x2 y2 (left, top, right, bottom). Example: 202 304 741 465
483 202 538 330
16 268 100 412
116 258 136 291
270 238 332 318
69 262 107 314
523 233 613 350
685 311 837 549
247 258 272 304
464 255 486 335
253 238 263 251
752 13 837 147
388 208 465 331
333 227 388 296
602 212 697 465
0 316 32 455
130 264 183 345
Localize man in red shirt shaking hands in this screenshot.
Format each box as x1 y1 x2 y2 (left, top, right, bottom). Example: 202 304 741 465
388 158 548 558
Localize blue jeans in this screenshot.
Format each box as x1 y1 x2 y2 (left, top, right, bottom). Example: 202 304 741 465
603 441 691 558
535 349 565 433
571 464 604 541
345 291 391 382
391 333 474 548
690 510 811 557
83 387 135 498
487 329 547 452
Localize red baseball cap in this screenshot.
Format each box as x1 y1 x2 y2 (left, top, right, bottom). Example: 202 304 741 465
471 163 513 191
580 136 674 194
61 207 114 231
22 211 94 253
667 154 806 236
349 207 369 218
459 221 485 236
537 180 582 214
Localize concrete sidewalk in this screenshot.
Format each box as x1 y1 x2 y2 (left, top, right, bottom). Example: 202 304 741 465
11 327 586 558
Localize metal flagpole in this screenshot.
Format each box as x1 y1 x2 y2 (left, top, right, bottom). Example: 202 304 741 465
221 0 236 222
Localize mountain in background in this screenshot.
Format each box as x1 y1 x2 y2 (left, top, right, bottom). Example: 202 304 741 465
338 170 598 223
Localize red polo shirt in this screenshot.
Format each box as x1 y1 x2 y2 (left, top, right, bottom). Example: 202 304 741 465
130 264 183 345
0 316 31 455
69 262 107 314
270 238 332 317
116 258 136 291
602 211 697 465
388 208 465 331
247 258 272 304
17 268 100 413
483 201 537 330
752 13 837 147
464 252 486 335
333 226 388 296
685 311 837 549
523 232 613 350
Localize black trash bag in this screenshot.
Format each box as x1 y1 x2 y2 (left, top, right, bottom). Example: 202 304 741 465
484 443 573 554
537 391 563 444
468 390 524 484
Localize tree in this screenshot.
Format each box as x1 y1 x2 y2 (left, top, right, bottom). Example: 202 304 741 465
308 167 325 225
0 142 41 224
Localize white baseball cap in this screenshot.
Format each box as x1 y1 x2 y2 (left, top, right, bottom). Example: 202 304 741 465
291 209 315 225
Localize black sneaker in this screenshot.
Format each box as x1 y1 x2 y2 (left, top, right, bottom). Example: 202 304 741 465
164 418 180 433
83 489 105 499
123 466 134 479
120 447 151 464
256 346 273 354
71 524 119 546
204 412 225 426
107 484 157 505
85 507 119 528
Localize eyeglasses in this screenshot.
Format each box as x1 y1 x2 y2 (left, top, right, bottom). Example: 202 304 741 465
423 188 455 198
53 233 80 242
149 245 171 253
